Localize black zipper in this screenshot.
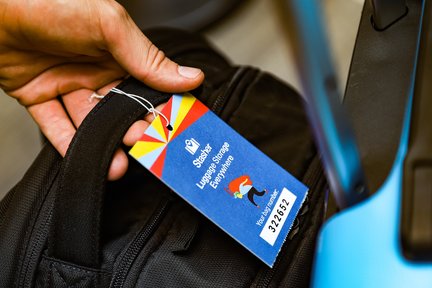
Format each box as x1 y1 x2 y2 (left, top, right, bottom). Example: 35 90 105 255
18 204 54 287
210 67 252 114
256 156 325 287
110 199 171 288
17 164 61 288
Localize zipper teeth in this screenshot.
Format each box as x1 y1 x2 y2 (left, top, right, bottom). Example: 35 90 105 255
111 199 170 288
20 206 54 287
18 165 62 288
257 157 324 287
210 67 248 114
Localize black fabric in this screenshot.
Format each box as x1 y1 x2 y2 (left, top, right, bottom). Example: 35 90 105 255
51 80 171 268
343 0 421 192
117 0 245 32
36 256 111 288
0 28 326 288
0 145 61 288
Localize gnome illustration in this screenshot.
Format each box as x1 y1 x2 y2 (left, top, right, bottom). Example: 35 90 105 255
225 175 267 208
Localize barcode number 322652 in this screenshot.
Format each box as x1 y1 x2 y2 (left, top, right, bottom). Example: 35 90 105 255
268 198 290 233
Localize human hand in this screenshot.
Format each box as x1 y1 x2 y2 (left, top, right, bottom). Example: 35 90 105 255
0 0 204 180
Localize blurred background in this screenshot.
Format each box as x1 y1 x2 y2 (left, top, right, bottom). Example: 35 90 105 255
0 0 364 199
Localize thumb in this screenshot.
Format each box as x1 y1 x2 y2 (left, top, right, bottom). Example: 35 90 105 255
100 2 204 92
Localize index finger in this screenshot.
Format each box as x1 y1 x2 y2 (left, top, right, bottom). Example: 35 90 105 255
27 99 76 157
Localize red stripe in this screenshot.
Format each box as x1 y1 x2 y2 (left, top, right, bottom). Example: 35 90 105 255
138 133 165 143
171 100 209 141
160 99 173 140
151 147 168 178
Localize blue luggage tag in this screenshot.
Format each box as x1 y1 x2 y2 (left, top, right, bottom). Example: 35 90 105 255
130 93 308 267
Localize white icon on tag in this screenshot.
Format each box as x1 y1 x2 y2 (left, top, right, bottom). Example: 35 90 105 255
185 138 200 155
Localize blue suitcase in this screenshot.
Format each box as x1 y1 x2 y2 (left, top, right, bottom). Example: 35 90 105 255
286 0 432 286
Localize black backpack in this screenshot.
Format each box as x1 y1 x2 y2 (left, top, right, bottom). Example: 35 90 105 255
0 28 327 288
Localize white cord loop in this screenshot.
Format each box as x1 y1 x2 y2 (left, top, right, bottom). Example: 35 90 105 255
108 88 172 130
89 92 104 102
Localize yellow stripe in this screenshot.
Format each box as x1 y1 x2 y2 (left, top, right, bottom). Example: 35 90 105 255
171 95 196 138
129 141 165 159
151 116 168 142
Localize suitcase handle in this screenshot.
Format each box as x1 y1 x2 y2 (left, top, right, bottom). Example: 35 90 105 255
49 77 171 268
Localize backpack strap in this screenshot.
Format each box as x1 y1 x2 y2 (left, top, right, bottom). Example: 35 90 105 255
49 77 171 268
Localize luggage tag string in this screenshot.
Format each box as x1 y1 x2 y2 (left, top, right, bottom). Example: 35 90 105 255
90 88 173 131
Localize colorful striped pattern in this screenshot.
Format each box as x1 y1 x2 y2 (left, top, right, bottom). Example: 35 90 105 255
129 94 208 177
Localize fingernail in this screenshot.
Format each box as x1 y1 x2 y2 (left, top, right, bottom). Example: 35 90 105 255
178 66 202 79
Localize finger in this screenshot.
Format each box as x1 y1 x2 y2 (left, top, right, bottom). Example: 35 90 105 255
96 79 123 96
62 84 129 181
99 82 167 147
122 102 166 149
10 62 126 106
62 88 98 128
99 2 204 92
27 99 76 157
108 148 129 181
123 120 150 146
144 103 167 123
0 51 115 92
61 79 124 128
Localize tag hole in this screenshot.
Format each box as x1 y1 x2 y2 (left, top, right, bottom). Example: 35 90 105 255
166 124 173 131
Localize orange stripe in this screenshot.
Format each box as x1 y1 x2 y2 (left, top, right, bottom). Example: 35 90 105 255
139 134 165 143
170 100 209 141
151 147 168 178
160 97 173 140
